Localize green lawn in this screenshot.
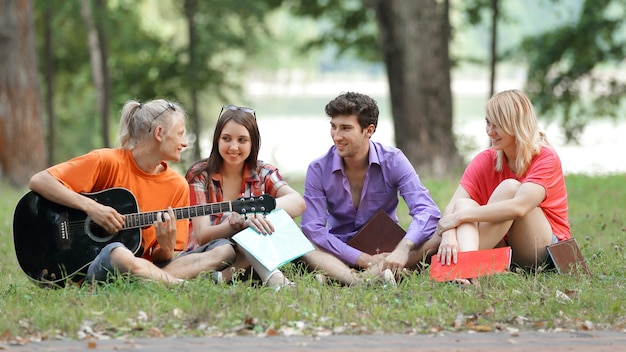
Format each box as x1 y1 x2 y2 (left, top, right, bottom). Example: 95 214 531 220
1 174 624 341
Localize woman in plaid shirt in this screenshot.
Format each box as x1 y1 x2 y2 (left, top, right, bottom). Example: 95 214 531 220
183 105 305 289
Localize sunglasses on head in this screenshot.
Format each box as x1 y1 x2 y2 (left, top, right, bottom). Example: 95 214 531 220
220 105 256 119
153 101 176 121
147 101 175 132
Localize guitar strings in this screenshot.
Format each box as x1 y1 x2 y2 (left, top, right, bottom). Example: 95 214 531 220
62 197 269 233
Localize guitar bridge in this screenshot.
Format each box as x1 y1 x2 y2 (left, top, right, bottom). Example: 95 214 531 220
59 213 71 249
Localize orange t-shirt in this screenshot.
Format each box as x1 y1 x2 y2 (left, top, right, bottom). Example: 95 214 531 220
47 148 190 262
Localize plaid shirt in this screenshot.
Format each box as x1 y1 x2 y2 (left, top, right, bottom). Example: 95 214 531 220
185 160 287 251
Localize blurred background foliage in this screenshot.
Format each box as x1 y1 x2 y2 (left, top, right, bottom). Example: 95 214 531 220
19 0 626 171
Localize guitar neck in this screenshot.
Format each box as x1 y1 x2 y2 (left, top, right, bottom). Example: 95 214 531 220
123 201 233 229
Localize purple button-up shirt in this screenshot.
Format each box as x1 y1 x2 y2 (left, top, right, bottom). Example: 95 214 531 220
301 140 441 266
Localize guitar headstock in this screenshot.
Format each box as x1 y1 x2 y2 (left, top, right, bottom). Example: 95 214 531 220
232 195 276 215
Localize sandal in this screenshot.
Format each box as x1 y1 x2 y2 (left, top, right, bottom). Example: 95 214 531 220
264 270 295 291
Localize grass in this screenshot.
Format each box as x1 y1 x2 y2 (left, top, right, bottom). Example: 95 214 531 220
0 174 625 342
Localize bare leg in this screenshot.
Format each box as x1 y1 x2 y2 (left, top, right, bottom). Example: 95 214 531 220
109 246 182 284
405 233 442 269
452 198 481 251
443 180 521 285
366 234 443 279
507 207 553 268
475 179 552 266
475 179 519 249
163 244 235 279
455 179 522 252
301 249 359 286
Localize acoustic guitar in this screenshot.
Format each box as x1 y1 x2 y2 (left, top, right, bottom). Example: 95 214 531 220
12 187 275 287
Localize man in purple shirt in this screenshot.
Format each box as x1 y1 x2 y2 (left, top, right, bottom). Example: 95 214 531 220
300 92 441 286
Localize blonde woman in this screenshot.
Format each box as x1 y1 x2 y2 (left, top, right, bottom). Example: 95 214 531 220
435 90 571 282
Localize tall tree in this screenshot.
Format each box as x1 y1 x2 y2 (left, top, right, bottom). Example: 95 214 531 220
80 0 112 147
368 0 462 176
0 0 46 187
33 1 187 162
461 0 502 98
42 0 55 165
176 0 285 160
488 0 498 98
289 0 463 176
184 0 202 160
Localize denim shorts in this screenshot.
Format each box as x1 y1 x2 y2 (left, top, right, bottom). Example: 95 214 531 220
176 238 233 258
504 234 560 246
86 239 234 282
86 242 127 282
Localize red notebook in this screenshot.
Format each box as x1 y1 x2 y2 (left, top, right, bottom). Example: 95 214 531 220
429 246 512 282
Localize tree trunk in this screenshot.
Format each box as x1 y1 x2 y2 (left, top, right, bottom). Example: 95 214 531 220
80 0 111 147
367 0 462 177
95 0 111 147
43 0 55 165
0 0 46 187
185 0 202 160
489 0 499 98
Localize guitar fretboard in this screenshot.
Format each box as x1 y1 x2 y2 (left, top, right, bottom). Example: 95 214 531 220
123 201 233 229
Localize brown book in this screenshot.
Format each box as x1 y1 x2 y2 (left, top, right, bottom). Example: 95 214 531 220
546 238 591 276
347 209 406 255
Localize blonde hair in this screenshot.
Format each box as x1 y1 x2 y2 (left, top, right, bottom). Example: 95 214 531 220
486 89 550 176
117 99 185 149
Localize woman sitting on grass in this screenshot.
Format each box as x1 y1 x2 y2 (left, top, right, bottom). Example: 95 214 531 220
435 89 571 284
182 105 306 290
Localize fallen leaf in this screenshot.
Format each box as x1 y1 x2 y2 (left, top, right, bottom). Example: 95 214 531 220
148 327 163 338
466 322 493 332
506 327 519 336
429 326 442 333
533 321 547 328
173 308 183 319
313 327 332 337
555 290 571 302
87 338 97 349
137 311 149 322
278 327 298 336
332 326 346 334
0 330 9 343
563 289 576 297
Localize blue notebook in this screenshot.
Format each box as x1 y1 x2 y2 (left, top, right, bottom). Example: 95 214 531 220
232 209 314 272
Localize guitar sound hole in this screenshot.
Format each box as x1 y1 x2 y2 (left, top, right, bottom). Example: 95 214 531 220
84 216 114 243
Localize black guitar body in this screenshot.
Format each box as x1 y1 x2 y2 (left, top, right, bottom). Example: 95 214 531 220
13 188 142 287
13 187 275 288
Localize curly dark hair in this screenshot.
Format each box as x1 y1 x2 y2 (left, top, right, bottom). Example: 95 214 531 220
324 92 379 130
